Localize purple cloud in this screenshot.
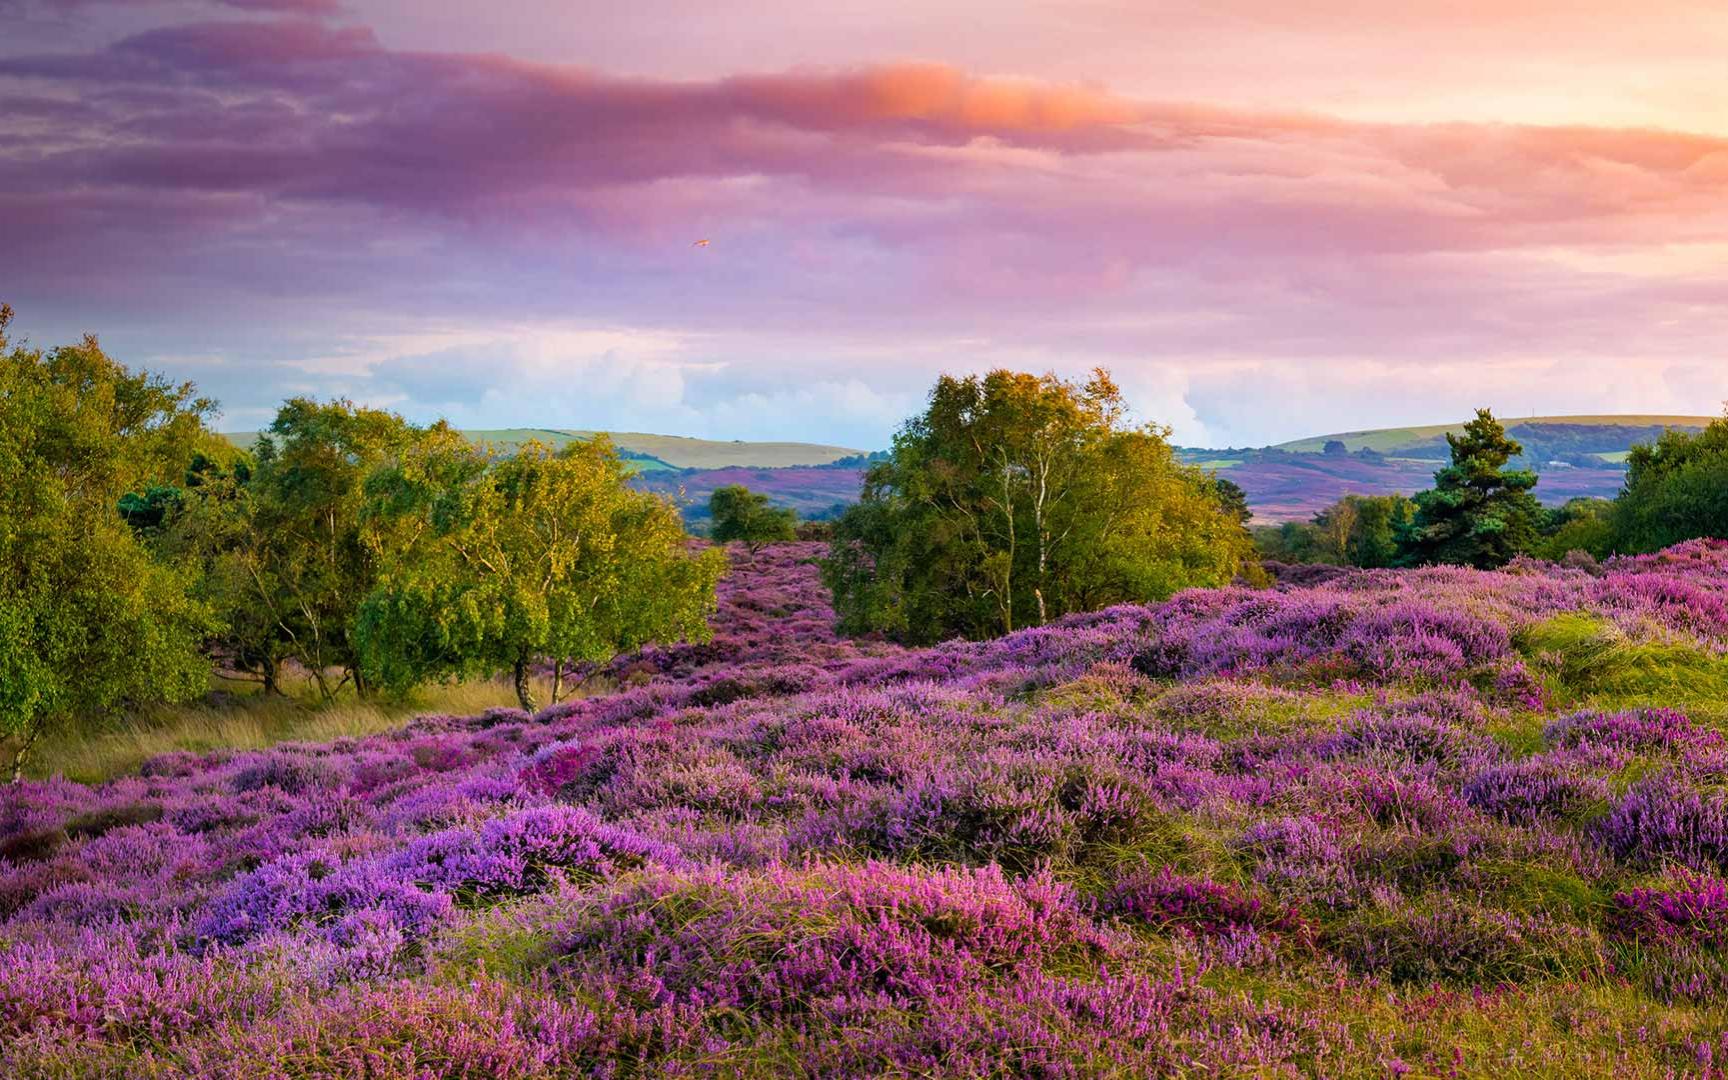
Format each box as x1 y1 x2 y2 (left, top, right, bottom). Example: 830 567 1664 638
2 11 1726 445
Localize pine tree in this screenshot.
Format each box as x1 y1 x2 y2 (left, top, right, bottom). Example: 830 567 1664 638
1397 408 1542 569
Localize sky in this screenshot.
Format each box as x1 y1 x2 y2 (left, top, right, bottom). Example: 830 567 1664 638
3 0 1727 447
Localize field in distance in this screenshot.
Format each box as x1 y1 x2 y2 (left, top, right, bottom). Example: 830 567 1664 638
224 428 864 471
1273 414 1716 455
1190 414 1718 522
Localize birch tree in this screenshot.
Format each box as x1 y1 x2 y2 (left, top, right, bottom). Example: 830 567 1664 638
824 368 1254 644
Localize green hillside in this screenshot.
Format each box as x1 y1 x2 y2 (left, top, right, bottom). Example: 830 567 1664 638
555 431 863 469
224 428 864 470
1275 414 1714 454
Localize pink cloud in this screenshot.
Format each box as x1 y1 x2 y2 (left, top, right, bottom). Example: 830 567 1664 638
10 19 1725 251
3 13 1726 443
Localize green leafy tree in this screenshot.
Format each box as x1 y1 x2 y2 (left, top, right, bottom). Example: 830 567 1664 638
160 449 291 693
1258 494 1415 568
209 399 435 701
1254 520 1321 563
1613 415 1728 553
709 484 797 549
1349 494 1416 568
1534 497 1618 561
1397 409 1543 569
356 437 726 711
0 306 216 779
824 368 1254 643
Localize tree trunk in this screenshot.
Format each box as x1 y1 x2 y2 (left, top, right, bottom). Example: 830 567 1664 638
261 655 282 697
309 665 335 704
9 725 38 784
513 656 538 713
550 658 564 705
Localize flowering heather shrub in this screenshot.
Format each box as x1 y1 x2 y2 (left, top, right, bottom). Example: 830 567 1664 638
1612 873 1728 947
383 805 680 894
1237 815 1364 907
194 850 456 948
1314 710 1493 768
8 540 1728 1073
1329 898 1604 984
1463 755 1612 824
1545 707 1717 752
1104 866 1307 942
1599 773 1728 872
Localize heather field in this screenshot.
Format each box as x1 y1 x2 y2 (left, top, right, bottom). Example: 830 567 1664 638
15 543 1728 1076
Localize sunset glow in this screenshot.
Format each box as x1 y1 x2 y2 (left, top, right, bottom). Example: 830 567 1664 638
4 0 1726 444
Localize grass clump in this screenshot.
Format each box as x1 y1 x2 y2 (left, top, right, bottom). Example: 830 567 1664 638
1518 612 1728 705
18 669 576 784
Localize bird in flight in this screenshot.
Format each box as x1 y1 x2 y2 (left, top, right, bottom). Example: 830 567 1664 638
692 239 711 247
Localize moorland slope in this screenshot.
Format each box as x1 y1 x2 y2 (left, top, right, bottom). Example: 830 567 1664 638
12 544 1728 1075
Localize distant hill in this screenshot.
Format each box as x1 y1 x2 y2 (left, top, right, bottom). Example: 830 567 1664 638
1274 415 1714 456
223 428 863 471
223 415 1717 526
635 465 867 523
1191 414 1718 522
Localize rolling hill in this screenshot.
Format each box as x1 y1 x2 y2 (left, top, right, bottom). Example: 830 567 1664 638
223 428 864 471
1274 414 1714 455
461 429 864 469
1197 414 1717 522
225 414 1716 525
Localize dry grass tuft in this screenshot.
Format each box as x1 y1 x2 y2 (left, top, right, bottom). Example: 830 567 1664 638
19 670 585 785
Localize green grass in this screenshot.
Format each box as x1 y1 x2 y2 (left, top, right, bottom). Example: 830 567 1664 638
14 669 596 785
1517 612 1728 708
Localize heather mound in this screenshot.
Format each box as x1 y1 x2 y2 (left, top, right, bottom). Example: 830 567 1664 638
10 542 1728 1076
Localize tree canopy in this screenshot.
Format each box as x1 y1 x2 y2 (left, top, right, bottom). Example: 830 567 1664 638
176 399 440 701
1613 416 1728 554
1396 409 1543 569
356 436 725 710
1259 493 1415 568
708 484 797 549
0 307 217 777
823 368 1255 644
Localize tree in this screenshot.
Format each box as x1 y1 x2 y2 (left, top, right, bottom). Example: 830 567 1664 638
1612 415 1728 553
1212 476 1253 525
1534 497 1618 561
823 369 1254 644
1341 493 1414 568
356 437 726 711
1396 409 1543 569
709 484 797 549
207 399 434 701
1323 439 1349 457
1314 496 1359 565
160 449 291 693
0 306 216 779
1252 493 1413 568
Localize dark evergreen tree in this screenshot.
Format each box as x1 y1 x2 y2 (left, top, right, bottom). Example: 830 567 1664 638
1396 409 1543 569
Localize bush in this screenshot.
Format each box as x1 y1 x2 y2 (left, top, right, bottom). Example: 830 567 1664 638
709 484 797 548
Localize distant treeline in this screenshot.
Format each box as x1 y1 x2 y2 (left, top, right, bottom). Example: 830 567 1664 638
1386 422 1701 470
1259 410 1728 569
1188 421 1706 473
